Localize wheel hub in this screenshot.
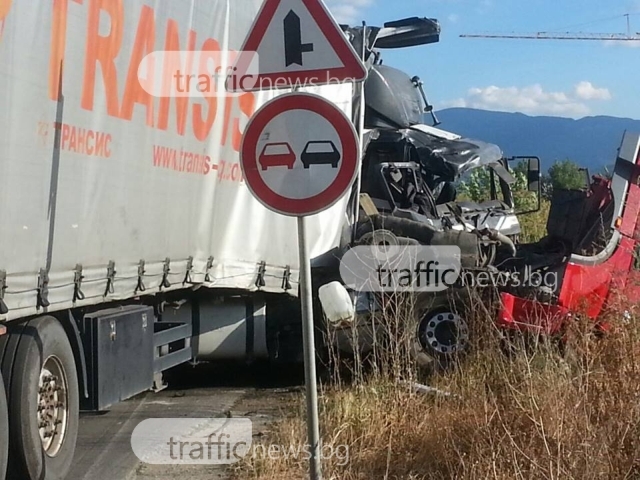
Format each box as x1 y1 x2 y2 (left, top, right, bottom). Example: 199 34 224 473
37 355 68 457
419 311 469 355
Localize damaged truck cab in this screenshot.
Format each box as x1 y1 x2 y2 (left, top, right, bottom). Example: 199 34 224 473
349 19 540 242
499 132 640 333
322 17 545 367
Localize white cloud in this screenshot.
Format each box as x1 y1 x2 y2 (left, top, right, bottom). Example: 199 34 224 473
603 39 640 48
444 82 612 118
325 0 374 24
574 81 612 101
447 14 460 24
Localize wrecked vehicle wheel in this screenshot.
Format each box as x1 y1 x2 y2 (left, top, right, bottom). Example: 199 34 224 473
413 295 469 370
418 310 469 356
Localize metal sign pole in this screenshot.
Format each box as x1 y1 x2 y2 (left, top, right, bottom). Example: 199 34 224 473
297 215 323 480
237 1 366 475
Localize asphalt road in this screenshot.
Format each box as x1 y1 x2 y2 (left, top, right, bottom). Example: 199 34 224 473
68 364 303 480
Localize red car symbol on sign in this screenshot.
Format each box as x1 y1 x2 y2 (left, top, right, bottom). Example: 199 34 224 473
259 142 297 170
301 141 341 169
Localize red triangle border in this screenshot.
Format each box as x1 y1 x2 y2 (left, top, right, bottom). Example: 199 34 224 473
233 0 367 91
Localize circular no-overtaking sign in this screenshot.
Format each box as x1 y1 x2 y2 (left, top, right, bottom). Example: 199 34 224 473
240 93 359 217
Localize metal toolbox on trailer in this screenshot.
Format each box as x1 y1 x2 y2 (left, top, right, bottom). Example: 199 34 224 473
81 306 154 411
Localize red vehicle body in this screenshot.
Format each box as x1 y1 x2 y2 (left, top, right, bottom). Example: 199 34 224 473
499 132 640 333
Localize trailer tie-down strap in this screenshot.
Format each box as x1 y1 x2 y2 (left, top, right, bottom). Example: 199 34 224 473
183 256 194 285
37 269 50 309
205 256 214 282
282 266 292 291
135 260 146 293
160 258 171 290
0 270 8 315
255 261 267 288
104 261 116 297
73 264 85 302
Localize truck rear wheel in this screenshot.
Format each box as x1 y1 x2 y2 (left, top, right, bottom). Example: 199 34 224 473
0 370 8 480
6 316 78 480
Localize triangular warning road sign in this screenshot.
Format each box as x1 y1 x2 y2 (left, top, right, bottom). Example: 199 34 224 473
229 0 367 92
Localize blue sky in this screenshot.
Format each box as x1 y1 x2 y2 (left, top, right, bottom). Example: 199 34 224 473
326 0 640 119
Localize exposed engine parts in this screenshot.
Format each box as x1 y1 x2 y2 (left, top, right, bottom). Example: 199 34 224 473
353 214 517 269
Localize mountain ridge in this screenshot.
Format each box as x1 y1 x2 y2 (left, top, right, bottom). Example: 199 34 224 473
435 108 640 171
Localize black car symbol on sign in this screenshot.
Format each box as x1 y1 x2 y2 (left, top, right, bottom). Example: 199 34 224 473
301 141 341 169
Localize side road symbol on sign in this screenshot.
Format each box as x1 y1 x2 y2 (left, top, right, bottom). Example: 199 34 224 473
284 10 314 66
240 93 358 217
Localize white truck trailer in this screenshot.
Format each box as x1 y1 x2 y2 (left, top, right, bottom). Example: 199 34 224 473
0 1 355 478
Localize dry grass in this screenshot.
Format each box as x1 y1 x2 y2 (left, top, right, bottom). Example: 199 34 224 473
237 301 640 480
519 200 552 244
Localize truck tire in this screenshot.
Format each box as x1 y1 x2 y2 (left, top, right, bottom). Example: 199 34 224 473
0 370 8 480
412 293 470 371
6 316 78 480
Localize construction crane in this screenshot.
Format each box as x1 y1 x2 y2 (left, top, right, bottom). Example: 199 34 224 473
461 13 640 42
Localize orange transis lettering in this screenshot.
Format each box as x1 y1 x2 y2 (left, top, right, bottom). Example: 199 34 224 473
49 0 69 100
81 0 124 116
192 38 220 141
121 5 155 126
49 0 83 100
157 20 196 135
222 93 256 152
